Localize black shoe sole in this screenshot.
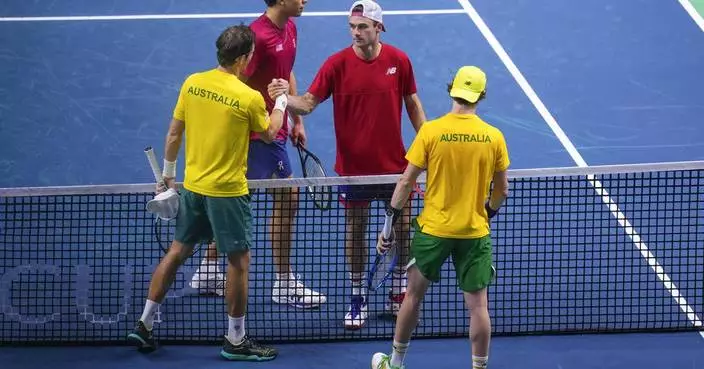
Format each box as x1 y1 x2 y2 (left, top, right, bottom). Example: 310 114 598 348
127 333 156 353
220 350 277 361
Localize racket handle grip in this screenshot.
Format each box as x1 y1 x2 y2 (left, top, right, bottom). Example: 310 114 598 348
382 213 393 239
144 147 165 188
383 206 402 239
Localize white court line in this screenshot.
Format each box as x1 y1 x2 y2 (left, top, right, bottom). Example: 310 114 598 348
0 9 464 22
456 0 704 338
677 0 704 32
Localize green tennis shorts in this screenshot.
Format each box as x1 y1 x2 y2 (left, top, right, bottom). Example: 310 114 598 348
409 219 494 292
174 188 252 255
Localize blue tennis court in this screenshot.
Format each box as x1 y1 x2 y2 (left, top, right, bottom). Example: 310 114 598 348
1 0 704 368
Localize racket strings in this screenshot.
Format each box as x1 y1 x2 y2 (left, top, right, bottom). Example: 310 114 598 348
299 151 332 209
153 216 201 256
304 156 325 177
368 227 399 290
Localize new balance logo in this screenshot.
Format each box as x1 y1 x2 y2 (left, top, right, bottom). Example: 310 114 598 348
386 67 397 75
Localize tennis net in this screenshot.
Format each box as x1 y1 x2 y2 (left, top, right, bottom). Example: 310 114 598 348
1 161 703 345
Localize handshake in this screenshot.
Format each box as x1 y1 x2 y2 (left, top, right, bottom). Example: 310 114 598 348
267 78 290 113
267 78 290 100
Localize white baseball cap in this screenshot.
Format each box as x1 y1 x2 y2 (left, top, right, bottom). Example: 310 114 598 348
349 0 386 31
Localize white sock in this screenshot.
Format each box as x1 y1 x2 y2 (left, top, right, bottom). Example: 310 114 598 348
139 299 160 331
350 273 364 296
472 355 488 369
227 315 245 345
390 340 409 368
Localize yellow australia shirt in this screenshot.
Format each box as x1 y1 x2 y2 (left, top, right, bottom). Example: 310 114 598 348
173 69 270 197
405 113 510 238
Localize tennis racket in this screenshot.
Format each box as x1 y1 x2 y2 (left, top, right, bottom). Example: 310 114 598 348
143 147 202 256
144 146 167 192
366 213 399 291
144 147 173 254
296 143 332 210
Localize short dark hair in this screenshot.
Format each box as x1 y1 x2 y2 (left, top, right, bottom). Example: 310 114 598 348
264 0 277 7
446 83 486 107
216 25 255 67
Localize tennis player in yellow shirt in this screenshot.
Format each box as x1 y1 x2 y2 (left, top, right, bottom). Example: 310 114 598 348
127 25 288 361
371 66 510 369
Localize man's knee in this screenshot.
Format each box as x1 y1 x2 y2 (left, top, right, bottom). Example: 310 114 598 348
345 205 369 228
346 223 366 238
166 241 194 265
406 265 430 296
226 250 251 271
404 280 426 308
270 184 299 211
464 288 488 311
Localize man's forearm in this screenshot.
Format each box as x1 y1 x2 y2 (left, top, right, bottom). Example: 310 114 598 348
164 119 184 165
260 96 288 143
405 95 426 132
404 94 426 132
489 185 508 210
289 72 299 96
390 177 414 211
164 140 181 163
287 94 316 116
390 165 424 210
289 72 303 124
488 171 509 210
408 105 425 133
267 110 285 136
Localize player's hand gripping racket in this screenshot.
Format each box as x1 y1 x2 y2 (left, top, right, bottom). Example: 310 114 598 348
143 147 185 255
144 147 180 218
366 209 399 291
296 143 332 210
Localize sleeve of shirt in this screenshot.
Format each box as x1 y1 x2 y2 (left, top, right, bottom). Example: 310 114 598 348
307 57 336 103
495 131 511 172
248 92 271 133
405 125 428 169
172 76 190 121
400 53 418 96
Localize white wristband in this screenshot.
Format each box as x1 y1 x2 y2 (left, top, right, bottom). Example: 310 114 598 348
163 159 176 178
273 94 288 113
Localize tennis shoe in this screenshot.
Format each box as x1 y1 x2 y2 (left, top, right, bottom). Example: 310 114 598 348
344 295 368 330
220 335 277 361
272 275 326 308
372 353 404 369
126 321 156 353
190 263 225 296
